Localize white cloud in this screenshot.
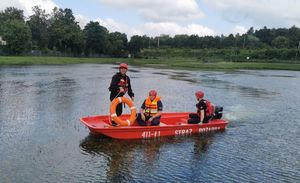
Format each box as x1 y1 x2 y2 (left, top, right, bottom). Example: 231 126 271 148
0 0 58 16
19 0 57 15
75 15 138 35
97 18 129 33
2 0 216 38
75 14 90 28
100 0 204 22
137 22 215 37
76 15 215 38
205 0 300 28
0 0 21 12
232 25 248 35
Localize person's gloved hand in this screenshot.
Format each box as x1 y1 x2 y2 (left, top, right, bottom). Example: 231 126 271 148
119 87 125 93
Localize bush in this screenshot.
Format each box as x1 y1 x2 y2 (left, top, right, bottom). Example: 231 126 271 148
140 48 299 62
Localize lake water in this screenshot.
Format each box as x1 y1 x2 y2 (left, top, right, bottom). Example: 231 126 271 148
0 64 299 182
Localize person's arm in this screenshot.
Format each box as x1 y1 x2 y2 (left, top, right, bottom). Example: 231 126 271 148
109 74 120 92
127 77 134 99
140 101 146 120
199 109 205 123
197 100 205 123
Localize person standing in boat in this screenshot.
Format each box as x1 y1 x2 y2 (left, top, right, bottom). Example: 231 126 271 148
137 90 163 126
188 90 212 124
109 63 134 117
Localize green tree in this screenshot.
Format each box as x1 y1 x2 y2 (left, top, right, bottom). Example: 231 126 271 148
2 19 31 54
156 34 172 48
48 8 83 55
173 34 189 48
0 7 24 22
107 31 127 56
128 35 143 55
187 35 199 48
245 35 261 48
0 7 31 55
222 34 235 48
255 26 273 46
235 33 244 48
288 26 300 48
246 27 255 35
200 36 218 48
0 7 25 36
83 21 109 56
273 28 289 37
141 35 153 48
27 6 50 50
272 36 289 48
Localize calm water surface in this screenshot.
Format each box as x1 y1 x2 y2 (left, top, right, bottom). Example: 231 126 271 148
0 64 299 182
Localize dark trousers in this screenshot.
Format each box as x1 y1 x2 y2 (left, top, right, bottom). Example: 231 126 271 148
110 94 124 116
115 103 123 116
188 113 209 124
110 94 124 126
137 113 160 126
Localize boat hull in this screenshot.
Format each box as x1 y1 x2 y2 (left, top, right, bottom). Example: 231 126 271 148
80 112 228 140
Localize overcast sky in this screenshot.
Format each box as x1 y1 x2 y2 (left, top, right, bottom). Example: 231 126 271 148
1 0 300 38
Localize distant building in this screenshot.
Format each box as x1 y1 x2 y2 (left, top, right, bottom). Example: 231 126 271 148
0 36 7 45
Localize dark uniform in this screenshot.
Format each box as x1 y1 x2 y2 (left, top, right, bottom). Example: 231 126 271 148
188 99 209 124
109 72 134 116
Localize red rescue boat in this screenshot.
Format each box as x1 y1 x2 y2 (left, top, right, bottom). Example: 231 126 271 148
80 112 228 140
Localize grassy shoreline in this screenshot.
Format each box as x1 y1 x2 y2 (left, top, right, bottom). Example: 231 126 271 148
1 56 300 71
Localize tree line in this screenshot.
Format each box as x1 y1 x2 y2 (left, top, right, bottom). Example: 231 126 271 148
0 6 128 57
1 6 300 60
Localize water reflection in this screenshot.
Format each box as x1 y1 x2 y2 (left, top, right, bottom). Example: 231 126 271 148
79 133 217 182
1 65 300 182
79 135 162 182
153 70 278 99
237 70 298 78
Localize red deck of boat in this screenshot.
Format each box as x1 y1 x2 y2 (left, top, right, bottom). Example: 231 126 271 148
80 112 228 139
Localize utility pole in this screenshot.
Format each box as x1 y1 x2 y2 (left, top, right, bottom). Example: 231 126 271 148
296 40 300 62
157 37 160 48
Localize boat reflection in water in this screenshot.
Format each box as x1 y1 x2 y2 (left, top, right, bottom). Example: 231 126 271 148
79 132 220 182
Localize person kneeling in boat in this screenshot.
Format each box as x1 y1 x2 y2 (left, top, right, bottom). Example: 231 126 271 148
188 90 214 124
137 90 163 126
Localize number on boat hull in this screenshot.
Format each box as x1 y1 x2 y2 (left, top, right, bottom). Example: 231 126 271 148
142 131 161 139
141 127 222 139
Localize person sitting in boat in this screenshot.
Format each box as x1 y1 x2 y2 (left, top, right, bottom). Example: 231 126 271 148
137 90 163 126
188 90 214 124
108 63 134 118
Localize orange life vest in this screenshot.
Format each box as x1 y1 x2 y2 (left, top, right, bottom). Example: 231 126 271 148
144 96 161 117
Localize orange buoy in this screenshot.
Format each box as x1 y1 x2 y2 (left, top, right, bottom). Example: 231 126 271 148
110 96 136 126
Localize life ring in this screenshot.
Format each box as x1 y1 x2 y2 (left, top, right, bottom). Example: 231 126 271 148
110 96 136 126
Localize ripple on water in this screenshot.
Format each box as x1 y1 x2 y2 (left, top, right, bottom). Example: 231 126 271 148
0 66 300 182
